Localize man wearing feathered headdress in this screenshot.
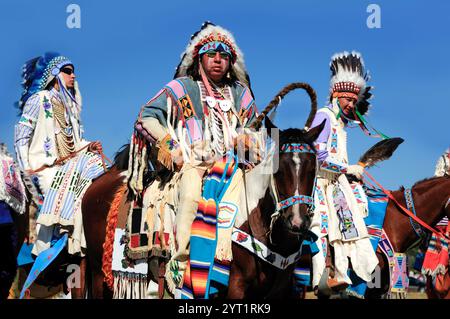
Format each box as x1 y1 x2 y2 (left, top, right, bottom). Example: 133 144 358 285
14 52 105 258
131 22 259 294
434 147 449 177
308 51 381 295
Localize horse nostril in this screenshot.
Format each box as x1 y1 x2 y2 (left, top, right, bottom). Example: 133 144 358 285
289 214 302 229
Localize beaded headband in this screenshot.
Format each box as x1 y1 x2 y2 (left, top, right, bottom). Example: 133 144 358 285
194 32 237 62
198 41 232 57
332 81 361 100
39 56 73 90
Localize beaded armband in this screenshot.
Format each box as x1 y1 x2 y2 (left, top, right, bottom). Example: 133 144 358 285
320 159 348 174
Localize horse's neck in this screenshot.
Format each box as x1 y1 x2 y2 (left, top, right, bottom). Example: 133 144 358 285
413 177 450 224
390 177 450 251
235 154 273 228
245 189 300 255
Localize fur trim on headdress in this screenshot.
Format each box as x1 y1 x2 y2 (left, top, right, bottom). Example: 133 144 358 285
174 21 251 89
329 51 373 116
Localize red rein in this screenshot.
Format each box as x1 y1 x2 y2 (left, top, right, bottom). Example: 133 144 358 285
364 171 450 241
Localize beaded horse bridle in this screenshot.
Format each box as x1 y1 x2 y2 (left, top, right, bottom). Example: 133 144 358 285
267 142 316 241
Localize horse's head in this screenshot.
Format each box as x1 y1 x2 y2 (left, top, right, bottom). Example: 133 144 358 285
265 116 325 237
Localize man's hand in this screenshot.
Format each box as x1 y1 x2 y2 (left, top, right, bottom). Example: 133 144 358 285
88 141 103 153
234 133 262 166
346 163 365 180
234 134 251 151
171 146 184 170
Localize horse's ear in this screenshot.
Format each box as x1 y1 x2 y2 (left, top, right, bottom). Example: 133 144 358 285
265 116 277 131
264 116 280 140
305 119 326 143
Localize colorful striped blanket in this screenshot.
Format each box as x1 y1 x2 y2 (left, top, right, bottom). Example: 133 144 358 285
422 218 449 277
180 152 238 299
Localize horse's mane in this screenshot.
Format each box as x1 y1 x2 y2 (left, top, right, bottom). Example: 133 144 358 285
113 143 130 170
113 143 159 186
397 175 449 192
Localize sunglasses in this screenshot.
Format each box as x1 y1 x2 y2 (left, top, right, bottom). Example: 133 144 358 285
205 50 230 60
60 67 75 75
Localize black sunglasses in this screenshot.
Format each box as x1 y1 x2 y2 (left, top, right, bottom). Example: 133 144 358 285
60 67 75 75
205 50 230 60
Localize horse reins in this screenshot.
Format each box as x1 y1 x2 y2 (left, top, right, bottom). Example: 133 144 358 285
403 188 426 240
27 143 113 175
234 82 319 278
364 171 450 240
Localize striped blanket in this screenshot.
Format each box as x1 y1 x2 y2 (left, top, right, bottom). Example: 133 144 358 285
422 218 449 277
180 152 238 299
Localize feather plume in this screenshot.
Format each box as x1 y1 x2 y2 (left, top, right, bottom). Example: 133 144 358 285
359 137 404 168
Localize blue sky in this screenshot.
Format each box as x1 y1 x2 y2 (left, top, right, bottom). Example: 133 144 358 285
0 0 448 189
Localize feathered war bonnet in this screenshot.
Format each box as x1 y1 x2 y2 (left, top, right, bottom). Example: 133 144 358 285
329 51 373 117
18 52 74 110
329 51 388 139
174 21 252 91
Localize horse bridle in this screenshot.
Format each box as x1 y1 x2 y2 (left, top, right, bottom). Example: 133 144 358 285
267 143 316 241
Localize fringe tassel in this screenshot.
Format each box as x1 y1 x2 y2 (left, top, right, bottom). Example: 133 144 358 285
386 291 408 299
215 226 234 261
145 205 156 251
127 131 148 196
158 199 167 251
112 271 148 299
422 265 447 277
156 134 176 171
127 133 138 195
102 183 128 291
137 143 147 193
157 147 174 171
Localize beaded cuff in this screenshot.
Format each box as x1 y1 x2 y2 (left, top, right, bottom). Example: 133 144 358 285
157 134 179 170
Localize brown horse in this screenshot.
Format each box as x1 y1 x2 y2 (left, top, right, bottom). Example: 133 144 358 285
425 154 450 299
297 174 450 299
81 83 323 299
226 121 324 298
365 175 450 298
81 144 135 299
224 83 324 298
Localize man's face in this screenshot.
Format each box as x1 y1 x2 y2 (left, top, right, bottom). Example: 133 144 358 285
200 50 230 83
338 96 357 116
60 65 75 89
